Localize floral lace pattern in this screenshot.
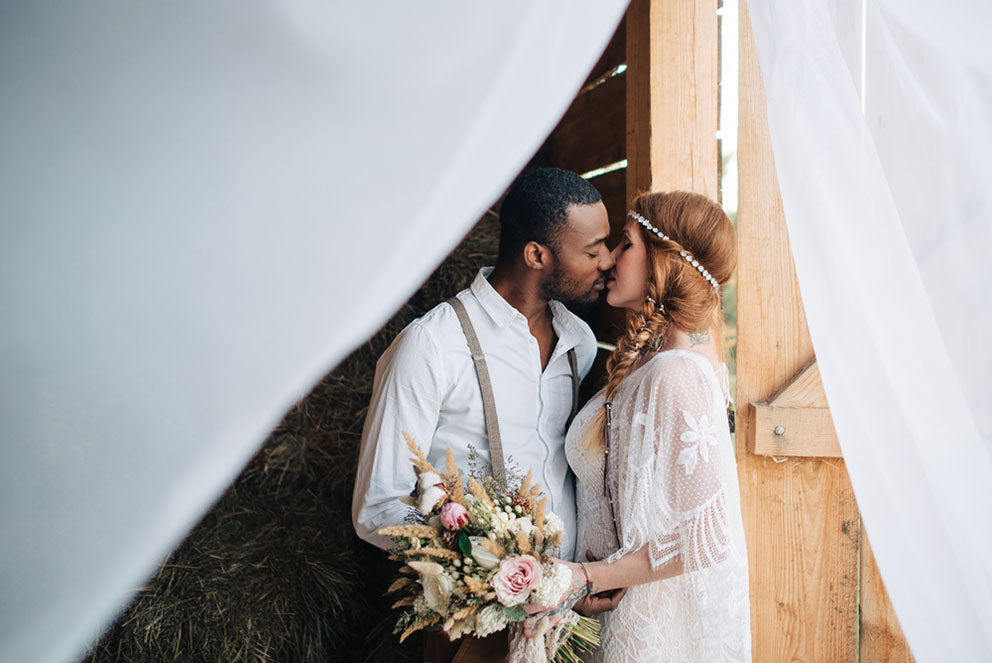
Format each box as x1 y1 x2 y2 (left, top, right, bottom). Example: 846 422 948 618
565 350 751 662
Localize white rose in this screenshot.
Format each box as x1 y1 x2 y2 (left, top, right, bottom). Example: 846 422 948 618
422 572 456 614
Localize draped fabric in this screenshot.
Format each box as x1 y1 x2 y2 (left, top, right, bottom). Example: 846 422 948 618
745 1 992 660
0 3 627 661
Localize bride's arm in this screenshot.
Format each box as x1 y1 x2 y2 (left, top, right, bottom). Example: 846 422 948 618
583 544 683 592
522 550 683 636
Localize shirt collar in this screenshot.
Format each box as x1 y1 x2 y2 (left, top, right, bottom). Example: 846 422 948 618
548 299 587 351
470 267 522 328
470 268 589 351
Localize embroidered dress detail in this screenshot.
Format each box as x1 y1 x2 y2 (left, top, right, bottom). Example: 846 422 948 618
565 350 751 662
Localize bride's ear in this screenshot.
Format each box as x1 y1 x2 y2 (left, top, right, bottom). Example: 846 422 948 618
522 241 552 271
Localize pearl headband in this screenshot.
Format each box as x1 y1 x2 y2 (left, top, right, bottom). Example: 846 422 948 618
628 210 720 292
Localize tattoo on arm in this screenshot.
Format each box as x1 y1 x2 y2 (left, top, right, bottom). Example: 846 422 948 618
689 331 710 346
550 579 590 616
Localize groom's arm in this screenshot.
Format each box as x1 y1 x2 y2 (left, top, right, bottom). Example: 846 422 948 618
351 322 444 549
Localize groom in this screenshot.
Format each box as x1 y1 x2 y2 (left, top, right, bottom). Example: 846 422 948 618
352 168 613 661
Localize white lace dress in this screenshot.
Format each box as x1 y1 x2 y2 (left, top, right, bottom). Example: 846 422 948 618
565 350 751 662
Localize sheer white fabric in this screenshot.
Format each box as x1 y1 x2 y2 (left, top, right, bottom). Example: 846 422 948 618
566 350 750 662
0 3 628 661
746 1 992 660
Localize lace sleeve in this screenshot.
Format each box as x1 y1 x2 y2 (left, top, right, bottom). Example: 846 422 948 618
606 353 734 572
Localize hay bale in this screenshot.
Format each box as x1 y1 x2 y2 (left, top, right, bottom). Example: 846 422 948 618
82 211 499 662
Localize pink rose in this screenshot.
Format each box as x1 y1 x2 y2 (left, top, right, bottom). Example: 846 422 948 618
439 501 469 530
492 555 542 607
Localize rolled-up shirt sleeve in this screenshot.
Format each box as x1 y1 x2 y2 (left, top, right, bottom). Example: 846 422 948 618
351 321 444 548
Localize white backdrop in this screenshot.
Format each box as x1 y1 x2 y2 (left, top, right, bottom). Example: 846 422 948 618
0 3 628 661
746 0 992 660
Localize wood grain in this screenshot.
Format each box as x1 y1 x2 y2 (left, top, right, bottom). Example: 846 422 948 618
550 74 626 176
738 4 858 660
860 530 915 662
626 0 719 200
767 361 829 408
752 406 842 458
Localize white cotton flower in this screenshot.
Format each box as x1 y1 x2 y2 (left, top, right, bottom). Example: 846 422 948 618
416 471 446 514
418 471 443 491
542 512 564 538
474 604 509 638
531 562 573 607
422 572 456 614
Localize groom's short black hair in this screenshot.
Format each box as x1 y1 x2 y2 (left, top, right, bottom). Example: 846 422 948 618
497 167 602 263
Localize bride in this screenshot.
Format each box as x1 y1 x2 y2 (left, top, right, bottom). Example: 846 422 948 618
525 191 751 661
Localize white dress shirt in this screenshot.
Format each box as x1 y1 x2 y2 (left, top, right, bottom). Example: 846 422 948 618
352 268 596 560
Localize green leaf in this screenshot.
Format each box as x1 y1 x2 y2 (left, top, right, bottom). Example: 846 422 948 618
503 605 527 622
457 530 472 557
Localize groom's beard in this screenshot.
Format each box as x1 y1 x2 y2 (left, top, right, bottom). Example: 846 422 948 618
541 262 601 315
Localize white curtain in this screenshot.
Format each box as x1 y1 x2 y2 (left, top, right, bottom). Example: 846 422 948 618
746 0 992 660
0 3 628 661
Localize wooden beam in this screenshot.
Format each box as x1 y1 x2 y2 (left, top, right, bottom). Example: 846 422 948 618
749 361 843 457
626 0 719 200
751 406 842 457
765 360 828 408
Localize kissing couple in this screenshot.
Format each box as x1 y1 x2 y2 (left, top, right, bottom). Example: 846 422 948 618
353 168 750 662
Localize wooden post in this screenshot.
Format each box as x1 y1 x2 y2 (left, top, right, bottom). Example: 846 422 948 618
626 0 719 199
737 5 861 660
738 4 912 660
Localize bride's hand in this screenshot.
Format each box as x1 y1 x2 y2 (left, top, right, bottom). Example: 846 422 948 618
573 549 628 616
521 559 589 638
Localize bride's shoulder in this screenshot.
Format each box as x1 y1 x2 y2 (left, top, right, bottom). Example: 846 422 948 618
643 349 706 374
637 350 718 392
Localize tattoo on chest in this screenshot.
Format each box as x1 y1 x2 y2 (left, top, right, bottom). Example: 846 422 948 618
689 331 710 346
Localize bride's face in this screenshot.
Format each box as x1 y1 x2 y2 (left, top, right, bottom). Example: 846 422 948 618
605 217 650 310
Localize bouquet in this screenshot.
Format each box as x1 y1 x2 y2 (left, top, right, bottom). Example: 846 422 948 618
378 433 599 662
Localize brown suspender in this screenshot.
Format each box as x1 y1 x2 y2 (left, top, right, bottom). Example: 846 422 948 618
447 296 578 484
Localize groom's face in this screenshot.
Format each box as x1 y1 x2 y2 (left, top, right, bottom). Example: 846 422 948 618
540 201 613 310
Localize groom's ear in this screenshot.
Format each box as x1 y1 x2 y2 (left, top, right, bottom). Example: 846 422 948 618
522 241 552 271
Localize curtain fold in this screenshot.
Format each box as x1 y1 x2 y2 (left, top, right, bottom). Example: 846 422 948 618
0 3 627 661
745 1 992 660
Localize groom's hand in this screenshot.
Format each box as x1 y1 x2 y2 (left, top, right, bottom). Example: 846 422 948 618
573 549 628 616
